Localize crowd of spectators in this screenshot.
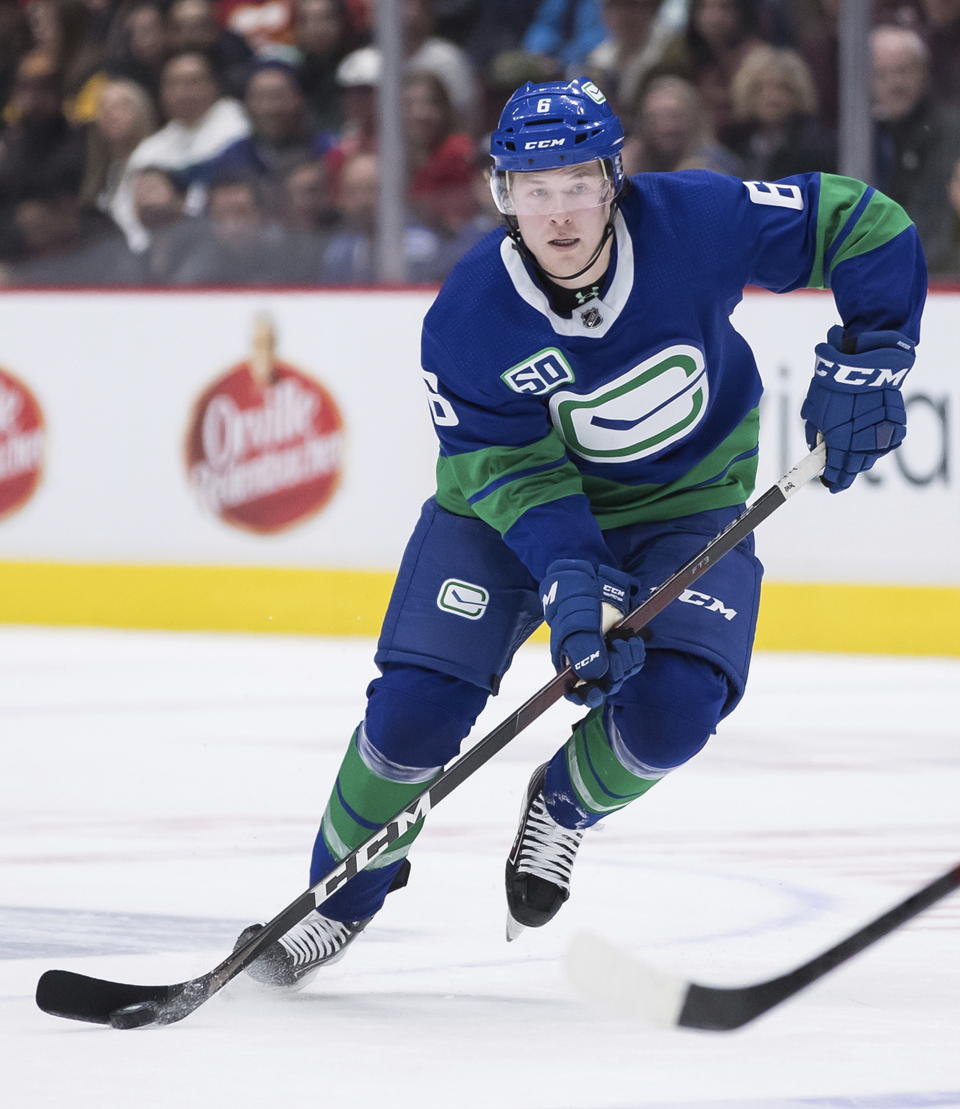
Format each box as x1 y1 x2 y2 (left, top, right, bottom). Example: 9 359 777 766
1 0 959 286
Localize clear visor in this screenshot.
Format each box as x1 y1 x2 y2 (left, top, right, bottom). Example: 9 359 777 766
489 163 617 217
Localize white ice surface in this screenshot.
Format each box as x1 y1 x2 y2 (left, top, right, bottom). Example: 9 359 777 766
1 627 959 1109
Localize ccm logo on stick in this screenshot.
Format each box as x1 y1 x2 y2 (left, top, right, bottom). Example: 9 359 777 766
678 589 737 620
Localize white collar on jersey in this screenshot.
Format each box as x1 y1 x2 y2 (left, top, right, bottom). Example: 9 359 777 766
499 208 634 338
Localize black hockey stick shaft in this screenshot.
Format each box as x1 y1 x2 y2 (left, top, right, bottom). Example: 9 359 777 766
36 444 826 1028
679 861 960 1031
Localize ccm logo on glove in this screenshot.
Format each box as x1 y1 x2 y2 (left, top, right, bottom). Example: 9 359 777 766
802 326 916 493
601 582 626 606
539 559 646 708
814 355 911 389
573 649 602 672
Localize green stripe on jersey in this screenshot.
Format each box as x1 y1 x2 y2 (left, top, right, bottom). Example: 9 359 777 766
436 431 586 533
584 409 759 528
808 175 914 290
435 408 759 531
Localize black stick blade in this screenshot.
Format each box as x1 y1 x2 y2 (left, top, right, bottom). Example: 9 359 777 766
36 970 176 1026
678 981 783 1031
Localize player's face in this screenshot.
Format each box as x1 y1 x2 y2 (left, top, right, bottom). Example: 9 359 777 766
513 164 613 281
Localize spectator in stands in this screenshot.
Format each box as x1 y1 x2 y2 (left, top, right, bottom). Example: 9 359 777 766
80 0 116 35
25 0 108 123
293 0 361 131
653 0 767 139
428 0 483 46
521 0 606 71
585 0 674 112
480 45 557 136
919 0 960 104
198 60 331 203
326 44 379 181
621 73 742 174
321 151 446 284
334 0 480 131
726 45 836 178
145 50 250 167
0 51 87 214
770 0 841 127
216 0 296 53
280 154 339 234
438 146 503 269
114 48 250 248
277 154 340 275
766 0 926 130
104 1 168 107
80 77 158 213
404 0 480 128
3 177 142 285
464 0 542 70
199 172 311 282
0 0 32 110
131 164 216 281
871 23 960 263
132 165 189 234
167 0 254 99
403 70 475 234
926 155 960 274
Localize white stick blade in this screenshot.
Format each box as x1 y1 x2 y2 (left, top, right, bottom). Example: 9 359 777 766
564 931 688 1027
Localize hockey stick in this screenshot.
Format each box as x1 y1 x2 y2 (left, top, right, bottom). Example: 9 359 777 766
35 443 827 1030
566 861 960 1032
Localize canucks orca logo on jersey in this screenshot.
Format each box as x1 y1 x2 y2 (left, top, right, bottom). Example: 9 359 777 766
549 344 708 462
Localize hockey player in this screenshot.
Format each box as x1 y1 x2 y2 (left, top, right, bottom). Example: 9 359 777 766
238 78 926 986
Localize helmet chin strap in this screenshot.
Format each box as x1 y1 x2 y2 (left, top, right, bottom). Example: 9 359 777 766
508 210 616 285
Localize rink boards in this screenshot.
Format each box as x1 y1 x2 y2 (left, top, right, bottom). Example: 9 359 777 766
0 287 957 655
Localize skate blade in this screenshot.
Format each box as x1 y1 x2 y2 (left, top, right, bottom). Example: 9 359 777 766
505 913 526 943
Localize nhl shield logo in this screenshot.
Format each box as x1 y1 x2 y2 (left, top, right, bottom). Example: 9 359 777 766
580 307 603 329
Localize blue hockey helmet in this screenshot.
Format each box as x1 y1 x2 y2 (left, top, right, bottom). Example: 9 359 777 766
489 78 625 217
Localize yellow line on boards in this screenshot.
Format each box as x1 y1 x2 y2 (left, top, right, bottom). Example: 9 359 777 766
1 562 958 656
755 581 959 656
0 562 395 636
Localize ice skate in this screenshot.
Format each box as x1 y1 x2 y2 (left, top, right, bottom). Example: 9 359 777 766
505 763 585 941
235 910 371 989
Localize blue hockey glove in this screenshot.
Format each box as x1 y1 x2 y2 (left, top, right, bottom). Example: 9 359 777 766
801 326 915 493
540 559 645 708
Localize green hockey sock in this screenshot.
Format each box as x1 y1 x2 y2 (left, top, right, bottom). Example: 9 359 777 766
560 707 663 821
319 724 441 870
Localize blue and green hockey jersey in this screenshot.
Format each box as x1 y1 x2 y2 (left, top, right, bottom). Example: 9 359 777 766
420 171 927 580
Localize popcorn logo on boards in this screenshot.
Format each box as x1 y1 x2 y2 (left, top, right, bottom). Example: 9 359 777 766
185 314 344 533
0 366 45 522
